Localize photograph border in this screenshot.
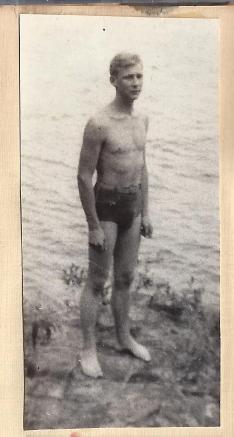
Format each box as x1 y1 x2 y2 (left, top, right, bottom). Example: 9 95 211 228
0 4 233 437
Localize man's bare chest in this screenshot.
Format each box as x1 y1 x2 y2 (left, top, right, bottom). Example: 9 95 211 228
103 117 146 155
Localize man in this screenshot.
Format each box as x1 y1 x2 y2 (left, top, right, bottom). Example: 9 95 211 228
78 52 153 378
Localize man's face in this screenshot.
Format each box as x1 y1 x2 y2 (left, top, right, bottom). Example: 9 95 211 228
112 63 143 101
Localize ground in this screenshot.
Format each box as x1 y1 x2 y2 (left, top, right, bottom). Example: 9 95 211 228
24 261 220 429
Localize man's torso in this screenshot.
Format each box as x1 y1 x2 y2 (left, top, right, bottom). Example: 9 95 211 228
95 106 147 189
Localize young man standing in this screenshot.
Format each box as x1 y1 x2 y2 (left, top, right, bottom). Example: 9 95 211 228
78 53 153 378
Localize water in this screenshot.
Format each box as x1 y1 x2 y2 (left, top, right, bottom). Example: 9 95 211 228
20 16 219 308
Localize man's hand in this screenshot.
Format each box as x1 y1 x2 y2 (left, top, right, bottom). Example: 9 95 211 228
89 227 106 251
141 216 153 239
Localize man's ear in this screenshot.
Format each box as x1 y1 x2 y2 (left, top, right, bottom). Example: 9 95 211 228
110 75 117 88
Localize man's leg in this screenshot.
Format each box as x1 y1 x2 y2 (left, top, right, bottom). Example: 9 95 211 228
80 221 117 378
112 215 151 362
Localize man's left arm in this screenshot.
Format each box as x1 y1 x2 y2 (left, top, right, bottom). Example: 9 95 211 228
141 116 153 239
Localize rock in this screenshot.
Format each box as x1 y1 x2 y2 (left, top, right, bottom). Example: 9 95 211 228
149 289 184 318
25 360 38 378
204 402 220 426
128 370 160 384
126 397 161 426
48 385 64 400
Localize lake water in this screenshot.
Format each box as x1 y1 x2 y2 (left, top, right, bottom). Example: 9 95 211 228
20 16 219 308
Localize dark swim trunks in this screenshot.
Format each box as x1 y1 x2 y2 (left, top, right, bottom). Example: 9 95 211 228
94 183 142 230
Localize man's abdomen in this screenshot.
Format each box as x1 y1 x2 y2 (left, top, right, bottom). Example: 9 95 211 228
97 151 144 189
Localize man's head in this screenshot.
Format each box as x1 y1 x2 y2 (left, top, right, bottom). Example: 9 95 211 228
109 52 143 101
110 53 143 78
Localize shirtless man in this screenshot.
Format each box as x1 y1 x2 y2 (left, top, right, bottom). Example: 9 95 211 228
78 53 153 378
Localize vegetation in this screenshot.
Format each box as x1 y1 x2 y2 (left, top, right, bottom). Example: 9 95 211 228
24 260 220 428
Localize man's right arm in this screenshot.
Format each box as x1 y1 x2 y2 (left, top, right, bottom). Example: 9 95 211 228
78 117 105 249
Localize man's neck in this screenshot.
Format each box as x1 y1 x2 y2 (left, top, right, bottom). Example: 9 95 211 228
113 95 134 115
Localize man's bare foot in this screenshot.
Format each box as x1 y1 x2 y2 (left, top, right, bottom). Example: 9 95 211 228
119 336 151 362
80 349 103 378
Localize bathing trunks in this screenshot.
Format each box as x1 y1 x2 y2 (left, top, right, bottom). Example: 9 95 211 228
94 183 142 230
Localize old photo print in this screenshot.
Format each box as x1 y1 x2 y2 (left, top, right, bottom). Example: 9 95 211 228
20 14 219 429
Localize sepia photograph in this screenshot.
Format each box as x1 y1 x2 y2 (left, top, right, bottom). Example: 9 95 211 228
20 14 220 429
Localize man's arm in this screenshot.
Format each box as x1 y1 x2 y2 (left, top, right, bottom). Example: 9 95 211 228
78 117 105 248
141 117 153 239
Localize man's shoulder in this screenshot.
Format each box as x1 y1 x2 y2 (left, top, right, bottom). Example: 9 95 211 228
83 107 111 142
86 106 110 129
134 111 149 128
136 110 148 121
85 107 148 130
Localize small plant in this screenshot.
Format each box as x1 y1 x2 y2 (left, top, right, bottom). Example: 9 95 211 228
136 261 154 291
62 264 86 287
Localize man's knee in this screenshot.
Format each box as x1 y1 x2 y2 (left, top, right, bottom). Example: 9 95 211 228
114 270 134 289
89 271 107 295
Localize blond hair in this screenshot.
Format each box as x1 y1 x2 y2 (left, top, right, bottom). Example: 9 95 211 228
110 52 143 77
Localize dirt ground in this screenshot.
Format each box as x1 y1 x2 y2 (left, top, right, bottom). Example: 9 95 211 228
24 262 220 429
